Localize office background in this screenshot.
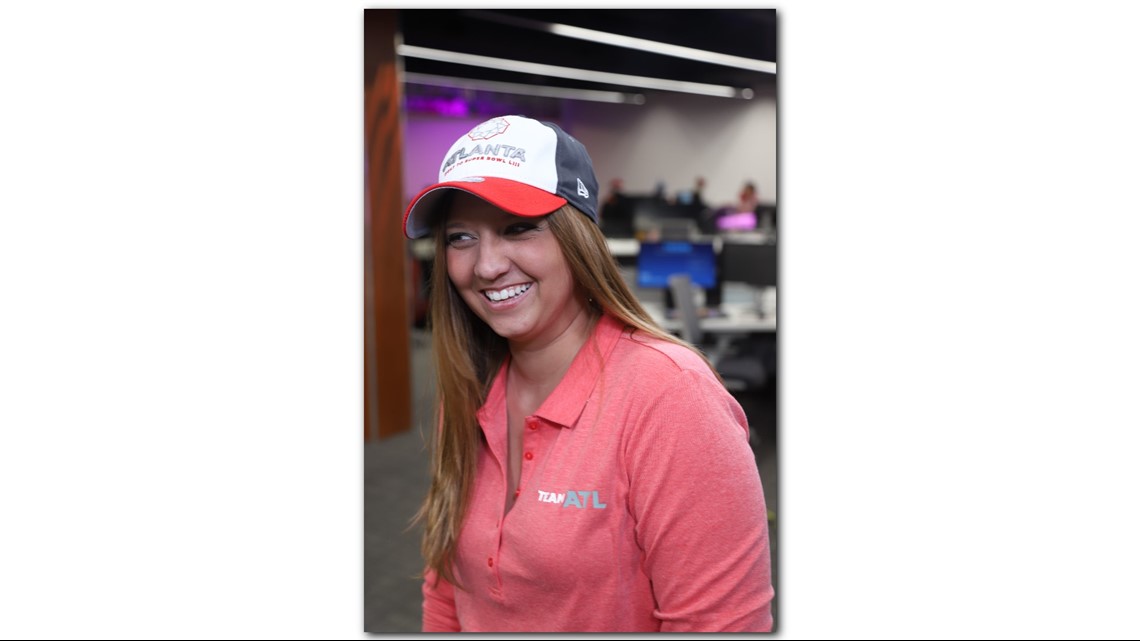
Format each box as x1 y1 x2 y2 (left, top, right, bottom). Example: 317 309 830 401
365 8 778 633
401 89 778 213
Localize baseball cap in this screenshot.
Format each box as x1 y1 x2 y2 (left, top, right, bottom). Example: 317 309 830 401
402 115 600 239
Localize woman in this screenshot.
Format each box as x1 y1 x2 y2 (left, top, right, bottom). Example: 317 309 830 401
404 115 773 632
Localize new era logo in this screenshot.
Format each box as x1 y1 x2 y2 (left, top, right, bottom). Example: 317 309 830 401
577 178 589 198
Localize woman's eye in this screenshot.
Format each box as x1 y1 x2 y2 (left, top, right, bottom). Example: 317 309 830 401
505 223 538 236
446 232 475 247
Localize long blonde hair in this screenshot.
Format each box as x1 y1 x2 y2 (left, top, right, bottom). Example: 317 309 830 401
415 203 717 587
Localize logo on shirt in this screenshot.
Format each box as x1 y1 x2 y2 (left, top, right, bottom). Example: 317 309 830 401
537 489 607 509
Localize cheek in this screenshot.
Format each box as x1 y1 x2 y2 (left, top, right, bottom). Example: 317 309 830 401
445 251 471 288
531 250 575 296
541 242 573 279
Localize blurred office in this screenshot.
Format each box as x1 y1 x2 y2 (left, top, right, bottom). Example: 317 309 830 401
364 9 777 633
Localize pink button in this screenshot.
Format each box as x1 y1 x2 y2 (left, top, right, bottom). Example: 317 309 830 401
524 451 534 461
487 557 494 567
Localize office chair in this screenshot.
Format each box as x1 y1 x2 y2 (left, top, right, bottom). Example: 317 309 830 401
667 274 767 393
668 273 768 453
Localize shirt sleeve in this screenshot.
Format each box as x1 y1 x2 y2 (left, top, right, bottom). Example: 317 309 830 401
421 567 461 632
625 367 774 632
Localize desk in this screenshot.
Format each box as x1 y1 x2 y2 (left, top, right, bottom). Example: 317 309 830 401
644 300 775 373
644 302 776 335
604 232 776 259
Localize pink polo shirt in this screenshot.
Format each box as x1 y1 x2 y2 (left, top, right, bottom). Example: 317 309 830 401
422 313 773 632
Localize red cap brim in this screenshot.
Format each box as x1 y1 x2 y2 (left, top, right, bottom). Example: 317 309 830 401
403 177 567 239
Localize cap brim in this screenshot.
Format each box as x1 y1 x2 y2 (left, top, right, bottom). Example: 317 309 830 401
402 177 568 239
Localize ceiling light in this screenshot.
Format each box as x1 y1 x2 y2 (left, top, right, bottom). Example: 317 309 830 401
397 44 750 99
403 72 645 105
465 10 777 74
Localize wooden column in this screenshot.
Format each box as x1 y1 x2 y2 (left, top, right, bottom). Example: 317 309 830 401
364 9 412 441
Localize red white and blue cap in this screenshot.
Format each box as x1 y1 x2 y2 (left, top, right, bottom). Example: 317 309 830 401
402 115 600 239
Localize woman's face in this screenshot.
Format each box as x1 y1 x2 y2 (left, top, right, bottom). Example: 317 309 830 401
444 194 586 349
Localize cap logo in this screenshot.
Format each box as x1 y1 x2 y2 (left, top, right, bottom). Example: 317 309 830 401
467 117 510 141
577 178 589 198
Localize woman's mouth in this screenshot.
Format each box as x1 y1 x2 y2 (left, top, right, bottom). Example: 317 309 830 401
483 283 532 303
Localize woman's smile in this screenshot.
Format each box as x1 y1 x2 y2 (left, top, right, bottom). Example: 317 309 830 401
482 282 533 304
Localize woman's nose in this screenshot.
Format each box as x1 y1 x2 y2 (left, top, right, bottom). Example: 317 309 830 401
473 238 510 282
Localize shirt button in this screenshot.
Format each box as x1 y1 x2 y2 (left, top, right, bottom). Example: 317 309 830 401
524 451 534 461
514 488 521 497
527 419 538 430
487 557 494 567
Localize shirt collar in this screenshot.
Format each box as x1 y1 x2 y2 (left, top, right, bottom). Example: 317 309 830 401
534 313 625 429
476 313 627 430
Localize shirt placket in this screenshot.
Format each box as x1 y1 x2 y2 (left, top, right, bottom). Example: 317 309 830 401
489 414 554 600
487 479 506 599
480 406 508 600
514 415 544 504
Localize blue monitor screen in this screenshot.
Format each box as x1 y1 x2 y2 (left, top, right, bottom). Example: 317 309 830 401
636 241 718 289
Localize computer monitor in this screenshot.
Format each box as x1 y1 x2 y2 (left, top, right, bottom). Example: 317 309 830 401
755 205 778 230
657 217 698 240
629 197 702 237
636 241 718 289
719 241 777 288
600 194 635 238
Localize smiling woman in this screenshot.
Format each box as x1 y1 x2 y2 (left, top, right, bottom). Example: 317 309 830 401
402 115 773 632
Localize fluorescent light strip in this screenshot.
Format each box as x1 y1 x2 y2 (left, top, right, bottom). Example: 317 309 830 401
467 10 777 74
397 44 746 99
548 23 777 75
404 72 645 105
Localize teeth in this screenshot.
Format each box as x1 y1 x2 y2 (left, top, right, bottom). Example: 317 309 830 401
486 283 531 302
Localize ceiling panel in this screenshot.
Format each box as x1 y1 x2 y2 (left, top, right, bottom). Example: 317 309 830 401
396 9 777 100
